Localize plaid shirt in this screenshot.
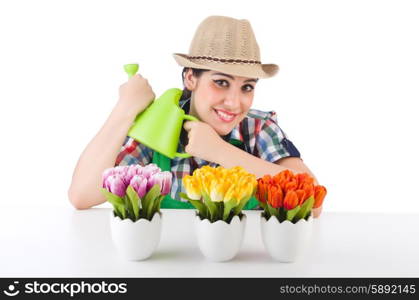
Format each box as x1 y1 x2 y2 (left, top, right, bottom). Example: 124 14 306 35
115 98 301 202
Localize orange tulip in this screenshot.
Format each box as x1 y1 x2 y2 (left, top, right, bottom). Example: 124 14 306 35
267 186 275 207
296 172 314 189
256 170 326 214
282 169 294 180
314 185 327 208
283 190 299 210
267 185 283 208
285 179 298 191
302 183 314 201
261 175 273 190
273 169 294 189
295 189 306 205
256 180 268 203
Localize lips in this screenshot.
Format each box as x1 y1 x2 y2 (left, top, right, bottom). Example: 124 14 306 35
213 108 238 123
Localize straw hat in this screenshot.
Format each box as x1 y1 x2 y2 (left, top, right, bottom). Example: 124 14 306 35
173 16 279 79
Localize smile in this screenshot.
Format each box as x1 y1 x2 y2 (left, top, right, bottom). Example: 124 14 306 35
213 109 238 123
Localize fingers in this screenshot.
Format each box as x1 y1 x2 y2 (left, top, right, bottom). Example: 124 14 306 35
183 120 197 132
135 74 147 82
123 73 145 85
312 206 323 218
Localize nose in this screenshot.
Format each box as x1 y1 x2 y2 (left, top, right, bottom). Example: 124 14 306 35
223 88 241 111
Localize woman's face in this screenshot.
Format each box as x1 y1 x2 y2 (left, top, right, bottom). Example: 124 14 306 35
186 69 258 136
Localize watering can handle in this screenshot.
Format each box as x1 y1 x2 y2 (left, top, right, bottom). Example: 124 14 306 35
175 114 199 158
124 64 139 78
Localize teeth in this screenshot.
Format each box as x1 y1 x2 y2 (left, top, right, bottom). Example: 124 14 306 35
216 110 235 120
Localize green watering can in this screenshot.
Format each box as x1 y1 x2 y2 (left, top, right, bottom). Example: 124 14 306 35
123 64 198 159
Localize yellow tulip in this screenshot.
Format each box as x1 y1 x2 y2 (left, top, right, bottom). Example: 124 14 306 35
246 176 257 197
230 166 246 174
184 165 257 206
182 175 202 200
224 184 239 204
214 166 226 178
210 179 230 202
201 173 215 195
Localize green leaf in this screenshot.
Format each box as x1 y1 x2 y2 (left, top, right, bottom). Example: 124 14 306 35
153 194 165 213
126 185 140 220
223 199 237 221
258 201 267 210
233 196 252 215
179 192 198 203
143 184 161 220
264 203 282 222
101 188 126 219
259 201 270 218
188 199 205 212
202 192 217 222
294 196 314 221
100 188 124 205
123 195 134 220
180 192 207 217
267 203 279 218
286 205 301 222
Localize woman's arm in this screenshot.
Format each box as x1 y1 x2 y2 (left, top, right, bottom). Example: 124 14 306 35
67 105 137 209
215 146 323 217
214 141 295 177
68 75 155 209
214 142 317 181
275 157 318 184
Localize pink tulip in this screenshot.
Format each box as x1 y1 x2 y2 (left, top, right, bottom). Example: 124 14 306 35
129 175 148 198
142 164 160 179
101 164 171 200
104 174 127 197
127 164 143 180
113 166 128 175
102 168 115 188
148 171 172 195
122 165 142 185
160 171 172 195
146 173 158 191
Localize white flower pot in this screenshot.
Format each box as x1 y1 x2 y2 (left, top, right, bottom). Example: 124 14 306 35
110 211 162 261
195 214 246 262
261 215 313 262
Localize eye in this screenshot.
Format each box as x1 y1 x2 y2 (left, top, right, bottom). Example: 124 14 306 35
242 84 254 92
214 79 229 87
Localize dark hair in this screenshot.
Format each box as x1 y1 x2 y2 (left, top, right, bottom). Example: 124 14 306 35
179 67 209 100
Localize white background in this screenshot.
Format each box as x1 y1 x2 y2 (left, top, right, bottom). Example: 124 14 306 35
0 0 418 213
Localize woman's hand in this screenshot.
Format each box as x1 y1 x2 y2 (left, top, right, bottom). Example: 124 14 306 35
183 121 228 162
117 74 155 119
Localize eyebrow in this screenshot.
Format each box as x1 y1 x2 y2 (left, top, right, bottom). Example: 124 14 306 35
212 72 258 83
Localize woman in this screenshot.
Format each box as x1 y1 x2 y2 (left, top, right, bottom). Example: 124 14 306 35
68 16 324 217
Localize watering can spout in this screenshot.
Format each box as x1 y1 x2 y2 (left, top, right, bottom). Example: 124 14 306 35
123 64 198 159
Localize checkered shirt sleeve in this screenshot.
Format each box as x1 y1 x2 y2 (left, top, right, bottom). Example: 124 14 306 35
114 136 153 167
250 110 301 162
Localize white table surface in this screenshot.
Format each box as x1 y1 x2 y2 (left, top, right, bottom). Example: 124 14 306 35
1 206 418 277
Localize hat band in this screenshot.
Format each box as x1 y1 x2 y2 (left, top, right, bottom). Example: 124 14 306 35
187 55 261 65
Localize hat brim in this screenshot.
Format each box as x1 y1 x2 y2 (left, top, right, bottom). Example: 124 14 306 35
173 53 279 79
